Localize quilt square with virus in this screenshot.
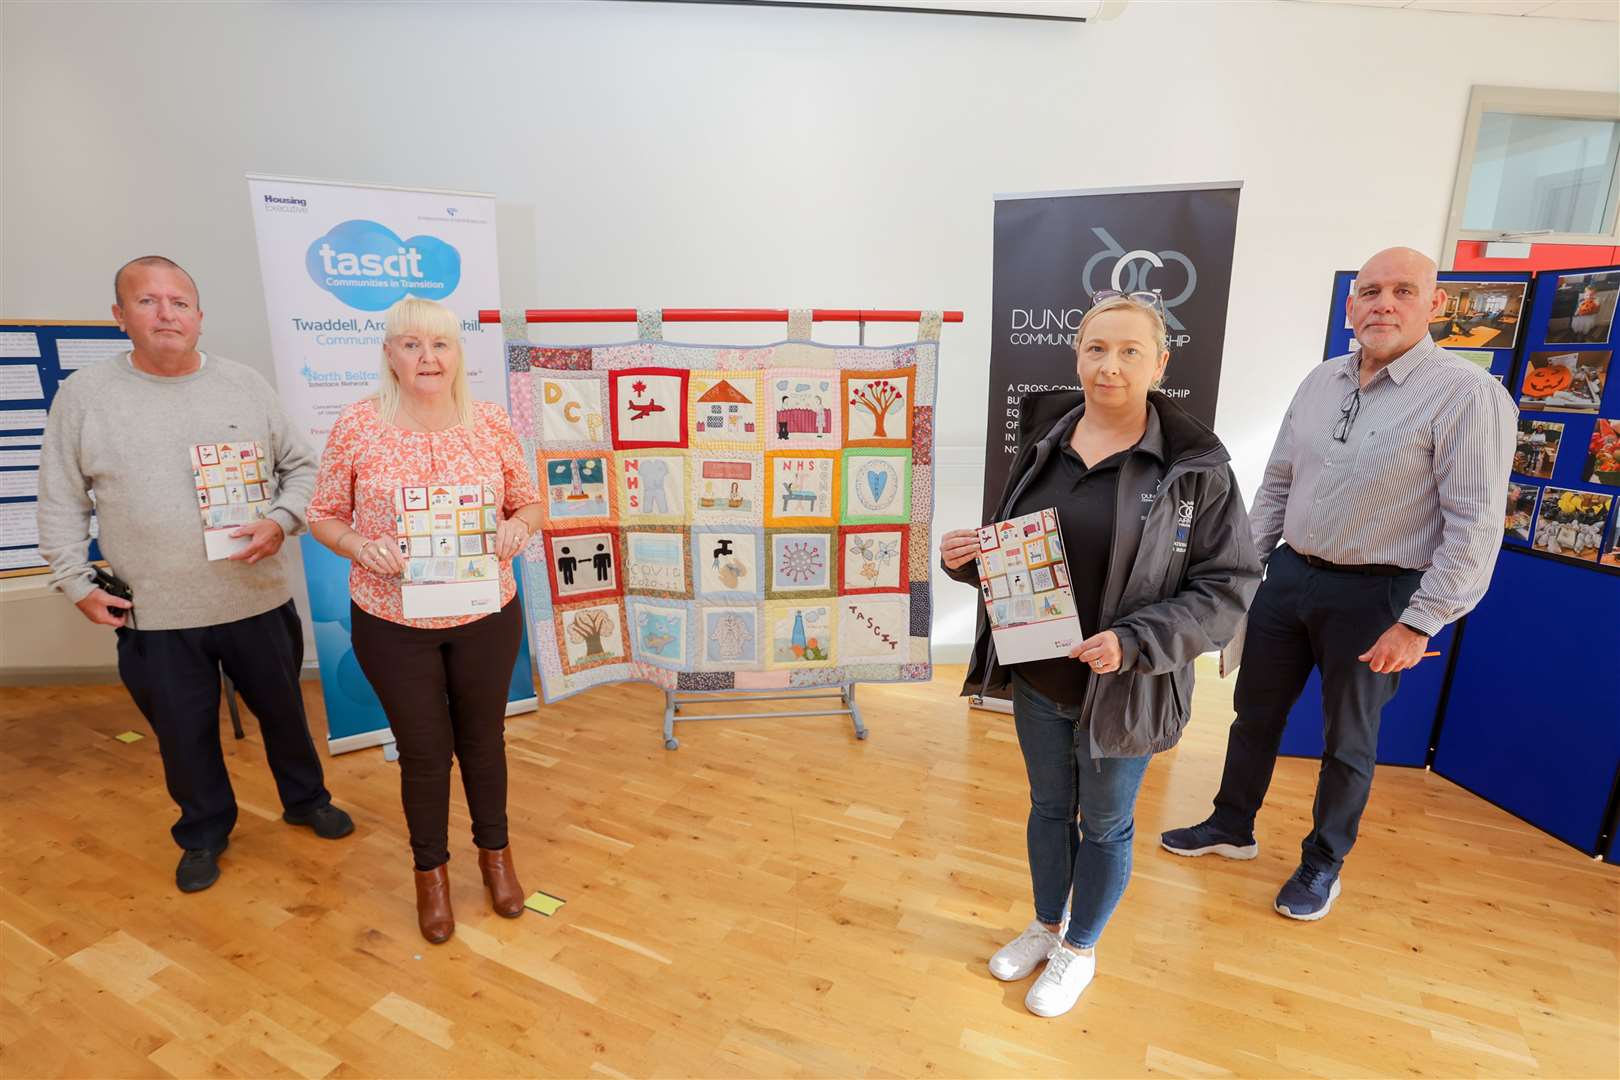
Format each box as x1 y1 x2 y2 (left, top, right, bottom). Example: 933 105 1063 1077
508 337 937 701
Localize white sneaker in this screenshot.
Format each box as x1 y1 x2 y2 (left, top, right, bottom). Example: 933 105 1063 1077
988 920 1060 981
1024 944 1095 1017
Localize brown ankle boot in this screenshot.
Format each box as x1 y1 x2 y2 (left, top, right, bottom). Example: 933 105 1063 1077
413 864 455 943
478 845 524 918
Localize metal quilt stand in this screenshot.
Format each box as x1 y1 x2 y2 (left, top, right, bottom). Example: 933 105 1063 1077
660 683 867 750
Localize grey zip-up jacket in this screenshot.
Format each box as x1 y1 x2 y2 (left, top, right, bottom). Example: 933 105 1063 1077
942 390 1262 758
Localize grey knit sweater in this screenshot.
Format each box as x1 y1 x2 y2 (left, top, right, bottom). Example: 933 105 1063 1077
38 353 317 630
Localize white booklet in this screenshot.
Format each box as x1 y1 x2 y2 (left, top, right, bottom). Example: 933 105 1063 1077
973 507 1084 665
191 441 270 560
395 483 502 619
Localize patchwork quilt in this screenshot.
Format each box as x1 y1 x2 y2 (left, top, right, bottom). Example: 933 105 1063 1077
507 335 938 702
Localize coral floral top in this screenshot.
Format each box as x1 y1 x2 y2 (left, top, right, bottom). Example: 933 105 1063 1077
307 399 539 629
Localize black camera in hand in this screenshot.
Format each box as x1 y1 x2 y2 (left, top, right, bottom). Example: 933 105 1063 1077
92 566 135 628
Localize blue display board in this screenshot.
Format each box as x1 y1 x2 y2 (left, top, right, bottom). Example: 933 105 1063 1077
1280 271 1531 766
1432 547 1620 854
1430 265 1620 858
0 322 126 576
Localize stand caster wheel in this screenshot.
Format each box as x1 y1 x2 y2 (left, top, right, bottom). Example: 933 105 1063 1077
856 730 868 740
664 738 680 750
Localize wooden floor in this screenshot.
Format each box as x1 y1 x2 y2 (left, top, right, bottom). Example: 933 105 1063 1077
2 661 1616 1078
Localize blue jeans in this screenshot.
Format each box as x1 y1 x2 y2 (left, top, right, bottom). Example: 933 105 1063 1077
1012 675 1152 949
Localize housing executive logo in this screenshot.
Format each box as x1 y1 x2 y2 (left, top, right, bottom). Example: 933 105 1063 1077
261 193 307 214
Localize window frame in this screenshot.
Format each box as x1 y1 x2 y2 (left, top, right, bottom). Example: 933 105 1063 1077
1442 85 1620 266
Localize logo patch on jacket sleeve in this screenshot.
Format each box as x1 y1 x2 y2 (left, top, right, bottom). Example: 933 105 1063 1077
1172 499 1195 554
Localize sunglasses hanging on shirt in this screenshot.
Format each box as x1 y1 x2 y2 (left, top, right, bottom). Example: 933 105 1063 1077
1333 385 1362 443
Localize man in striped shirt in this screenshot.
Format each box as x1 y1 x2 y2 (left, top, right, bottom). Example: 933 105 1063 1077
1161 247 1517 920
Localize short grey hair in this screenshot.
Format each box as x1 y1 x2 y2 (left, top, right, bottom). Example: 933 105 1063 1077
114 256 199 305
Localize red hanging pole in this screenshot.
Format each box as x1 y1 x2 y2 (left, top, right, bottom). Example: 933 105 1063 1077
477 307 963 325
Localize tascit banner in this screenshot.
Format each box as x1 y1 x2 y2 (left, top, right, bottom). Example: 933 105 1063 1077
246 175 534 751
246 176 505 447
985 183 1242 522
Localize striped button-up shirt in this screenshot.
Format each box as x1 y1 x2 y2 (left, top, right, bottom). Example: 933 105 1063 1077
1250 336 1518 637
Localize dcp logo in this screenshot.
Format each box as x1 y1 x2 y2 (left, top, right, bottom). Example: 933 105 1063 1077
1081 227 1197 332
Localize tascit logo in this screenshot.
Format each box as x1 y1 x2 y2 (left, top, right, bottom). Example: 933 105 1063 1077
262 193 308 214
304 219 461 312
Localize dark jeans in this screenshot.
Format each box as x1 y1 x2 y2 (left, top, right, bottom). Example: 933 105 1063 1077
116 600 331 851
349 599 524 870
1212 546 1423 872
1012 675 1152 949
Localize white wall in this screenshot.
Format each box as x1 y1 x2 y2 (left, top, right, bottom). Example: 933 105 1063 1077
3 0 1616 673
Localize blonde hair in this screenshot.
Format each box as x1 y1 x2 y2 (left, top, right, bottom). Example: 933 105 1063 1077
375 297 474 429
1076 295 1169 355
1075 295 1171 391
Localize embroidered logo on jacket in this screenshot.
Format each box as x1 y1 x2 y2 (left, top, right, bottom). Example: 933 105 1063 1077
1172 499 1195 554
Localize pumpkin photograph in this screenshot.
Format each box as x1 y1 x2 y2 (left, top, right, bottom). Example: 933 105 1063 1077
1519 351 1611 415
1546 271 1619 345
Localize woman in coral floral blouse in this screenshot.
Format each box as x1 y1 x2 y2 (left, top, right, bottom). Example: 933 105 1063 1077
308 298 542 944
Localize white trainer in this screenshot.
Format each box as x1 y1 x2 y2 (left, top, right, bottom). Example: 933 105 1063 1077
1024 944 1096 1017
988 920 1061 981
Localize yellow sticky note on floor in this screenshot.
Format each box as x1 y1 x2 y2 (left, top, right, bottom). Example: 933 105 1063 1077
524 891 565 916
114 731 144 743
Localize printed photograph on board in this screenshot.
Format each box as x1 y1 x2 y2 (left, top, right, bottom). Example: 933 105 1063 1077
1513 418 1565 480
1504 483 1539 543
1531 487 1613 563
1602 530 1620 568
1428 280 1526 350
1584 417 1620 489
1546 271 1619 345
1518 351 1611 414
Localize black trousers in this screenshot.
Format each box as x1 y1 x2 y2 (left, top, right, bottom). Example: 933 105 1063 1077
116 600 331 852
349 599 524 870
1212 546 1423 872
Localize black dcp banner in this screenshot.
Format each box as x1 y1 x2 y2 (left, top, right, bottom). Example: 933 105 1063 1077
984 183 1242 523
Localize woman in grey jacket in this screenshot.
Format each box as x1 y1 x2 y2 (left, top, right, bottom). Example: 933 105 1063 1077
938 293 1260 1018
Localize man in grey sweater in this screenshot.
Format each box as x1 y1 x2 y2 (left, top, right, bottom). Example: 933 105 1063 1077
38 256 354 893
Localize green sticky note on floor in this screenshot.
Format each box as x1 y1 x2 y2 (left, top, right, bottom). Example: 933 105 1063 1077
524 891 565 916
114 731 144 744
